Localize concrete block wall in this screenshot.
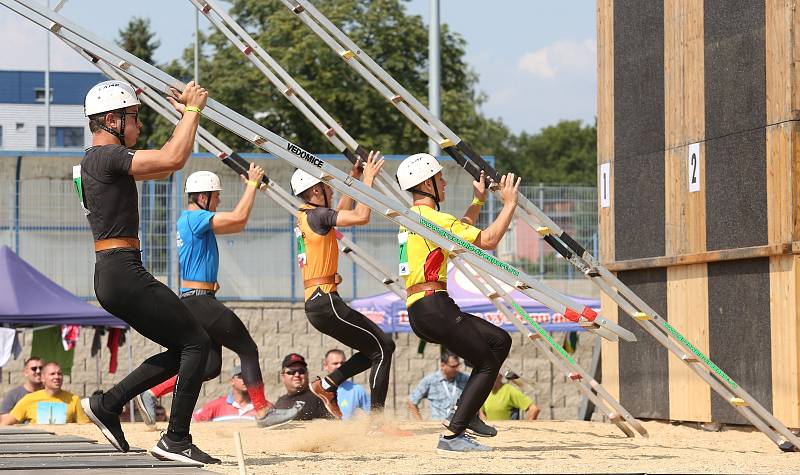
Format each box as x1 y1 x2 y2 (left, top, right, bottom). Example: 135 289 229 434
0 301 596 420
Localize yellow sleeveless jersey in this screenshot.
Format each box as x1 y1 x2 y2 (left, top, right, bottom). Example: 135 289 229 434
297 205 340 301
399 205 481 308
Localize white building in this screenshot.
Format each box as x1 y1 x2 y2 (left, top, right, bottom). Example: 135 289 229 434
0 70 105 151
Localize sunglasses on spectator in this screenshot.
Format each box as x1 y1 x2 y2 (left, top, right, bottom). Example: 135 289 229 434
283 368 307 376
28 366 43 372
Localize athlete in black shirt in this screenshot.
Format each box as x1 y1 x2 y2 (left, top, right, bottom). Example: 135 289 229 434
76 80 219 465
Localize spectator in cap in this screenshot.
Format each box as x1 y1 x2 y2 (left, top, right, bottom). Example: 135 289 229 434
193 365 272 423
274 353 332 420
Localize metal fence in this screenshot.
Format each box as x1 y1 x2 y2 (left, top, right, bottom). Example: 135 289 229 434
0 153 597 301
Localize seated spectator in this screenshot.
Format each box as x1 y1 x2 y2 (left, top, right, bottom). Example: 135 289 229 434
0 362 88 424
274 353 331 420
0 357 44 415
408 351 468 421
480 372 540 421
323 349 370 420
193 366 258 422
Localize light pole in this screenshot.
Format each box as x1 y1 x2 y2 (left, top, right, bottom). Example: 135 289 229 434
428 0 440 157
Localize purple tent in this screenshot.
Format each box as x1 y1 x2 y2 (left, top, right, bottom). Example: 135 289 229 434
0 246 126 327
351 266 599 334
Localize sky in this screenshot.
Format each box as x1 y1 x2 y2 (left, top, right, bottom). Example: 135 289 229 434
0 0 597 135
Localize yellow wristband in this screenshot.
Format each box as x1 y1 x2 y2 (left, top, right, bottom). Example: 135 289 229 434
471 198 485 206
247 180 258 188
184 106 202 115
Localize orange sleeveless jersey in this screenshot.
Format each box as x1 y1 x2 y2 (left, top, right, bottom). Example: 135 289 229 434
298 205 339 301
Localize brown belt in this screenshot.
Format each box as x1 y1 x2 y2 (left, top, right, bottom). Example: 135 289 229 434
303 273 342 289
406 281 447 295
181 280 220 291
94 237 140 252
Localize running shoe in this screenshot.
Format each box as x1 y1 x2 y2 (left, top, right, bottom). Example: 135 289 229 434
134 390 157 427
443 407 497 437
310 377 342 419
151 433 221 465
256 406 300 429
81 392 129 452
436 433 492 453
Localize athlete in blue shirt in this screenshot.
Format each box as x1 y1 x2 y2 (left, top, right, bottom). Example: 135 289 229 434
136 164 297 429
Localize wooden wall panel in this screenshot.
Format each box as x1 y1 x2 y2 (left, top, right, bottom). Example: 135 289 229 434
770 255 800 427
765 0 799 123
667 264 711 421
600 291 620 401
598 0 615 265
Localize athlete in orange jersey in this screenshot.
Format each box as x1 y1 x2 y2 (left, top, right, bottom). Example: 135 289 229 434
290 152 395 420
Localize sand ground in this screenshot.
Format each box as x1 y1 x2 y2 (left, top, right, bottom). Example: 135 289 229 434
41 418 799 474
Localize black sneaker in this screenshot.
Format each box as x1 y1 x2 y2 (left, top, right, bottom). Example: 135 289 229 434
150 433 221 465
81 393 129 452
442 407 497 438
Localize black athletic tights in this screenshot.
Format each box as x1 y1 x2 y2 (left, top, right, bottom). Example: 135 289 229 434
305 288 395 410
180 294 264 392
94 250 210 439
408 291 512 435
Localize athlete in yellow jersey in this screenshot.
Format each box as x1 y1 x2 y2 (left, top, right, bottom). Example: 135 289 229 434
290 151 395 420
396 153 521 453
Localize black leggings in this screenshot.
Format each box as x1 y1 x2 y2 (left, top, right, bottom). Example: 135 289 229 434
408 292 512 435
180 294 263 391
305 288 395 410
94 250 210 439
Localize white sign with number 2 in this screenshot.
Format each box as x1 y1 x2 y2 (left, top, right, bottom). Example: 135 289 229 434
688 143 700 193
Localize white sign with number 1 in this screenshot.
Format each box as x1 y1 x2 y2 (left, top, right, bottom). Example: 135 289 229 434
688 143 701 193
600 162 610 208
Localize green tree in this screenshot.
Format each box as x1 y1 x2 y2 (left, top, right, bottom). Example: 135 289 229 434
498 120 597 185
116 17 171 149
162 0 510 157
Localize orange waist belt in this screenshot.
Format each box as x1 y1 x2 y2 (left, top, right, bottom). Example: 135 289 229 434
303 273 342 289
94 237 140 252
181 280 220 291
406 281 447 295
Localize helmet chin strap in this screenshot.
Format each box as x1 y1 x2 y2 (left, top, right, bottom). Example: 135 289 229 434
98 111 126 145
411 178 441 211
191 191 212 211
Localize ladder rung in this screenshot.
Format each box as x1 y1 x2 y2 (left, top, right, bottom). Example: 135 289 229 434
325 128 336 137
117 60 131 70
341 246 352 254
633 312 652 321
527 333 541 340
578 320 597 329
608 412 621 422
283 87 295 96
320 173 334 181
48 21 61 33
216 152 228 159
486 291 499 299
382 278 394 284
252 135 266 145
729 397 749 407
242 45 253 55
448 244 467 254
390 95 403 104
293 5 305 13
439 138 454 148
340 50 355 60
681 354 699 363
568 372 582 381
201 2 211 13
514 281 530 290
536 226 551 237
385 209 400 218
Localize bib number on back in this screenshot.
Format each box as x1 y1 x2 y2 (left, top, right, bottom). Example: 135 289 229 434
398 230 409 276
72 165 90 216
295 226 307 267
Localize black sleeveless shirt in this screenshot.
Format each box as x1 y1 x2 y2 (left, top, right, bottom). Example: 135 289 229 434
80 145 139 241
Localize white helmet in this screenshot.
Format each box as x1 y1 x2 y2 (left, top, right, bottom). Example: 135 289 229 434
85 80 140 117
396 153 443 191
185 171 222 193
291 169 321 196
